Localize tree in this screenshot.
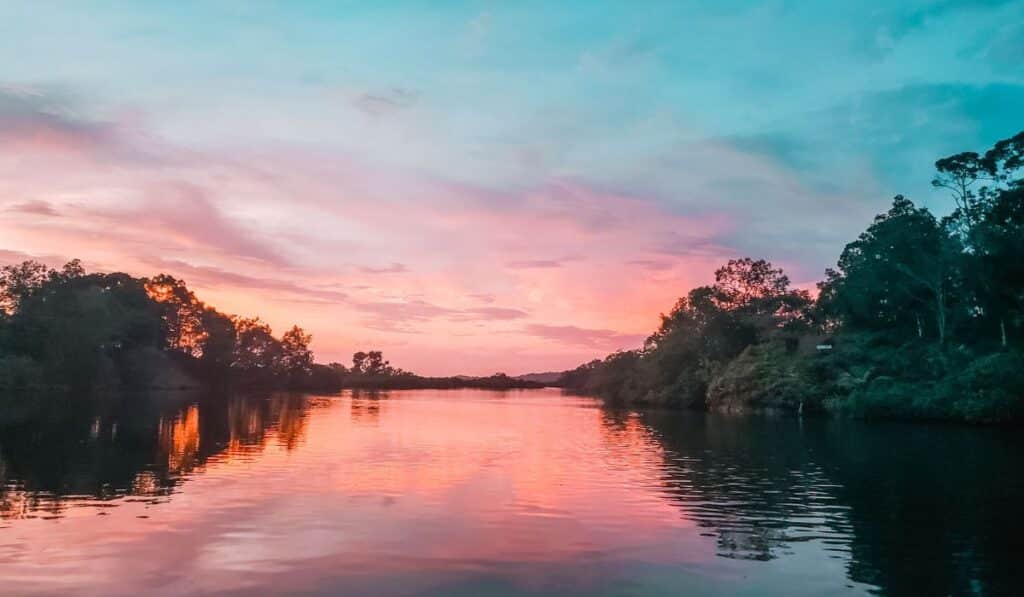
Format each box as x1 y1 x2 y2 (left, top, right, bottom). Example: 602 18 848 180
932 151 987 233
199 308 237 370
232 316 282 371
366 351 389 375
0 260 53 315
713 258 792 313
981 130 1024 185
818 196 960 345
1 263 163 388
350 350 395 376
572 258 813 407
352 351 368 374
931 131 1024 347
970 186 1024 348
712 258 812 331
145 274 206 356
280 325 313 376
0 259 337 390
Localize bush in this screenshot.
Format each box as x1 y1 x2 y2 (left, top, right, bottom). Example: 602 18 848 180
706 341 811 413
945 352 1024 423
828 347 1024 423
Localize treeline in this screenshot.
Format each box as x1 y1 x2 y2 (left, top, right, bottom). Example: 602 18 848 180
0 264 316 391
0 266 540 392
561 131 1024 423
308 350 544 391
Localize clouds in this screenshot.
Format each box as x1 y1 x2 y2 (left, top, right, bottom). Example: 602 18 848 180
523 324 646 351
359 263 408 274
506 259 569 270
7 200 60 217
0 248 70 268
0 86 115 154
352 88 418 118
725 82 1024 218
0 1 1020 374
0 97 725 373
91 182 287 265
141 258 349 305
351 298 529 335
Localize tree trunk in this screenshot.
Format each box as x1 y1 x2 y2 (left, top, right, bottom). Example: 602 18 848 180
1001 318 1007 349
936 292 946 346
916 314 923 339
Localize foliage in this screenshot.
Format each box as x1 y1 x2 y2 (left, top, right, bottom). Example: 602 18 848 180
0 261 313 391
0 260 538 393
705 340 812 413
562 130 1024 423
562 257 813 410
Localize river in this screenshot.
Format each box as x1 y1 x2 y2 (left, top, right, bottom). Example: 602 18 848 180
0 388 1020 595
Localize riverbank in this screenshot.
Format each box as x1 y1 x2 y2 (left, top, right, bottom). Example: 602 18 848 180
558 134 1024 425
560 334 1024 425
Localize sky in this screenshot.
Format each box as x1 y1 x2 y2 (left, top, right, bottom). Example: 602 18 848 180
0 1 1022 375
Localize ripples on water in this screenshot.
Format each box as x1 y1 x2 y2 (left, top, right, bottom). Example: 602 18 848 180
0 389 1021 596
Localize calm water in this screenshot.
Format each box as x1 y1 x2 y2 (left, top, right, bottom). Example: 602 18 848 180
0 389 1021 596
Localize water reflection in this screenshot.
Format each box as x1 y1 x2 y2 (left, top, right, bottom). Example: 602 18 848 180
0 389 1020 596
0 391 316 521
632 413 854 562
349 389 386 425
636 410 1024 596
160 404 201 474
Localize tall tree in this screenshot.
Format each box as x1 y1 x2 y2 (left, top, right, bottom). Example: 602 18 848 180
280 326 313 376
145 274 206 356
932 151 988 233
232 317 282 371
0 260 53 315
819 196 960 345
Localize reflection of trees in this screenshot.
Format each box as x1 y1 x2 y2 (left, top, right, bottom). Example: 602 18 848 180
635 411 850 562
159 404 201 473
813 422 1024 597
0 391 315 519
272 394 311 451
349 389 387 425
226 393 266 451
629 409 1024 596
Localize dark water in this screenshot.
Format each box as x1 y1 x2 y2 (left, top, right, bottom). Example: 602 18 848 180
0 389 1021 596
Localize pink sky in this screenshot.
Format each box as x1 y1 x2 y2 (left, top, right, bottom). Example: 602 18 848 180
0 83 848 375
0 1 1016 374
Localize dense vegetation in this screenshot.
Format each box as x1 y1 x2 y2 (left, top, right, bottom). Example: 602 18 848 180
0 266 538 393
561 131 1024 423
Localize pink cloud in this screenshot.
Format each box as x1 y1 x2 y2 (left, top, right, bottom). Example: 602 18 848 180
100 182 286 265
0 90 115 154
358 263 408 274
140 258 349 304
7 199 60 216
523 324 647 350
0 93 760 375
506 259 569 269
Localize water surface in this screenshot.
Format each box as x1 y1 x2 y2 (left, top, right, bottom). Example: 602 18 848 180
0 389 1020 595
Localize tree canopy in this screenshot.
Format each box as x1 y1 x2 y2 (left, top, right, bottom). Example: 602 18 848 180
563 130 1024 423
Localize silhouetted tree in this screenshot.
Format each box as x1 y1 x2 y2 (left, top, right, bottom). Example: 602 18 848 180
145 274 206 356
232 316 281 371
280 325 314 378
819 196 960 345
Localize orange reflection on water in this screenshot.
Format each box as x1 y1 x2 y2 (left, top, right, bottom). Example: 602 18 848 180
158 404 201 474
270 394 309 451
0 390 719 596
227 395 264 453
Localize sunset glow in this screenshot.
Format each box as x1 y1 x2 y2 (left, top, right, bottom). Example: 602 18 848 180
1 2 1020 374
